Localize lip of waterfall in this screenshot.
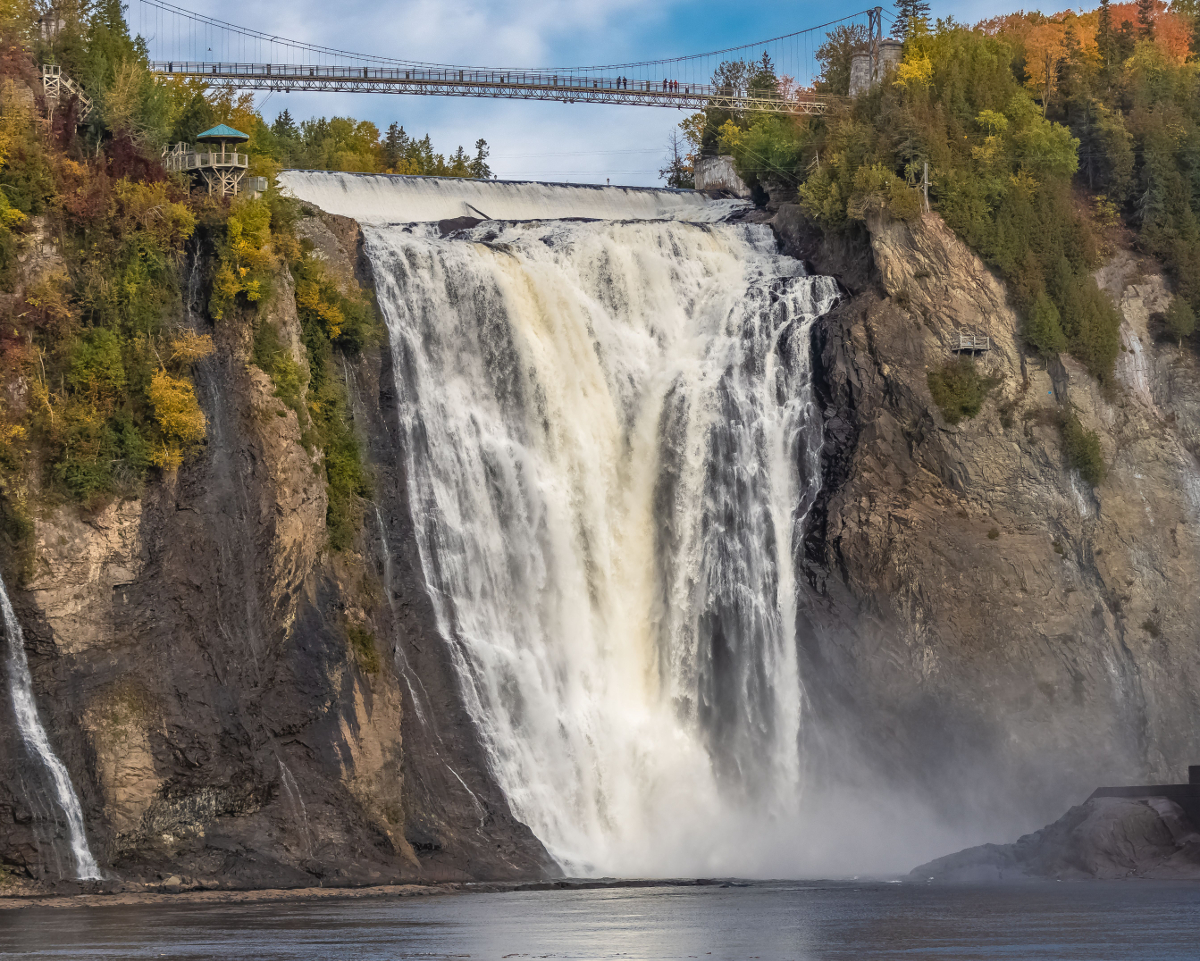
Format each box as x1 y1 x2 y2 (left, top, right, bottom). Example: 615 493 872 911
365 212 840 879
278 169 751 225
0 574 101 881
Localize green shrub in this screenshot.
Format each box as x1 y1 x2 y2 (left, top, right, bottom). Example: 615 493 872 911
345 623 380 674
1024 293 1067 356
1164 297 1195 347
927 358 996 425
1059 411 1105 487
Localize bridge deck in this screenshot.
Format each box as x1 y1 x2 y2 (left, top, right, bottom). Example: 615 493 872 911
150 62 836 115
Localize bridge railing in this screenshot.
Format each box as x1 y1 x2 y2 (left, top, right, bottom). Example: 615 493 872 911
150 61 816 102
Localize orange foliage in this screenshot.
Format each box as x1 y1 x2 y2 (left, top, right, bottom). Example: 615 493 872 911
978 4 1189 66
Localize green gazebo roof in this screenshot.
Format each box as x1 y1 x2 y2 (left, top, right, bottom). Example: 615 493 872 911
196 124 249 143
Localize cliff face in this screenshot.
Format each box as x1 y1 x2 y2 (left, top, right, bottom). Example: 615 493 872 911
0 213 553 890
4 195 1200 889
790 205 1200 839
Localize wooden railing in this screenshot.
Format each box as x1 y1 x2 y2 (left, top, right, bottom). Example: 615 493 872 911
951 330 992 352
162 148 249 172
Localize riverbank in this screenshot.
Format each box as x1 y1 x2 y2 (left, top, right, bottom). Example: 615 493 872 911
0 876 758 909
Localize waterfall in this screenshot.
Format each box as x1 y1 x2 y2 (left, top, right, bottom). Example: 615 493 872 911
364 212 839 878
0 574 101 880
278 169 750 224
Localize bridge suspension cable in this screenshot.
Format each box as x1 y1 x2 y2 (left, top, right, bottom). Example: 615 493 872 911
127 0 885 114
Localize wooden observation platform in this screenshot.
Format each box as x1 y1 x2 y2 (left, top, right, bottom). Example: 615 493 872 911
163 123 250 196
951 329 992 353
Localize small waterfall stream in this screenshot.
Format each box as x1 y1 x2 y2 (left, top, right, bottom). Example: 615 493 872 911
0 574 100 880
362 212 839 877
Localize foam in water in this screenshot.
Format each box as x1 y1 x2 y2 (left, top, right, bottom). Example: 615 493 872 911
278 170 750 224
365 214 838 877
0 574 101 880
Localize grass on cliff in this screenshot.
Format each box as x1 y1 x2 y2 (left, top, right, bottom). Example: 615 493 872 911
345 623 380 675
927 358 997 425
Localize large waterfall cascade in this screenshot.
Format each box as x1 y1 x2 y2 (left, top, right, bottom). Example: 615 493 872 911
347 176 840 877
0 574 101 880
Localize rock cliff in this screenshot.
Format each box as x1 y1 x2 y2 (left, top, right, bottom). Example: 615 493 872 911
3 195 1200 889
0 214 553 891
784 203 1200 844
911 796 1200 881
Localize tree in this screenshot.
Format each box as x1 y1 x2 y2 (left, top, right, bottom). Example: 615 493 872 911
815 24 868 95
892 0 931 40
660 130 694 188
1097 0 1117 69
382 122 408 170
1025 293 1068 356
272 109 297 140
1138 0 1156 39
1164 296 1195 347
468 139 492 179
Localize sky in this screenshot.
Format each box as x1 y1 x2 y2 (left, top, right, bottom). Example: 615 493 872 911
146 0 1025 187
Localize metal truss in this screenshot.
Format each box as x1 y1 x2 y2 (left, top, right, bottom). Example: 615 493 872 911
149 62 835 116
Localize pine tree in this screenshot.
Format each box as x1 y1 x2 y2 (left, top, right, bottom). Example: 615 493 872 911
891 0 931 40
382 122 409 170
1137 0 1156 39
1097 0 1115 68
468 139 493 179
272 109 297 140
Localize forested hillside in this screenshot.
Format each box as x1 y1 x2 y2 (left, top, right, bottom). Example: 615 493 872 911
0 0 490 562
690 1 1200 390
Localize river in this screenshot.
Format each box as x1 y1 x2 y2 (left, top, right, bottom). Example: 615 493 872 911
1 882 1195 959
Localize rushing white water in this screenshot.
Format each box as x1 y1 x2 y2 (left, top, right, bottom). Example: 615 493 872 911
364 211 839 877
278 170 750 224
0 574 101 880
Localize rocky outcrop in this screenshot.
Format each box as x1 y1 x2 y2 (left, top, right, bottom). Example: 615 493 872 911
911 796 1200 881
797 209 1200 846
0 215 553 891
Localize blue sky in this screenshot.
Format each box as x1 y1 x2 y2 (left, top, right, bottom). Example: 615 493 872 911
160 1 1021 186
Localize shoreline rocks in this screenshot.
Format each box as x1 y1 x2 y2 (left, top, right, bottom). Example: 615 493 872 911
912 797 1200 881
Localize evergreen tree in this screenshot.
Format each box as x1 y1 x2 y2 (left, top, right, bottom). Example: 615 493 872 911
1165 297 1196 348
891 0 931 40
1137 0 1155 39
1096 0 1116 69
468 139 492 179
272 109 297 140
382 122 409 169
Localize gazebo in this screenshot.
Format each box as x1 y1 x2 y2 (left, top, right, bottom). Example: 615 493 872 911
163 123 251 197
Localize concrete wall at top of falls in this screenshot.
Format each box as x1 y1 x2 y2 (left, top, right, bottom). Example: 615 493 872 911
278 170 748 224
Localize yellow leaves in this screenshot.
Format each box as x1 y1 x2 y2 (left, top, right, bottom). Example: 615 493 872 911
168 330 214 365
296 276 345 339
894 54 933 89
147 370 206 470
717 119 744 152
0 196 24 229
111 179 195 248
211 197 276 319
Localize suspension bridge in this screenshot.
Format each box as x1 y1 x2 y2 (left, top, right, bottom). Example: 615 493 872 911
125 0 895 116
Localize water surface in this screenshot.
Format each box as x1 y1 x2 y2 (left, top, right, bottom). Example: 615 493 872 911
2 881 1196 960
